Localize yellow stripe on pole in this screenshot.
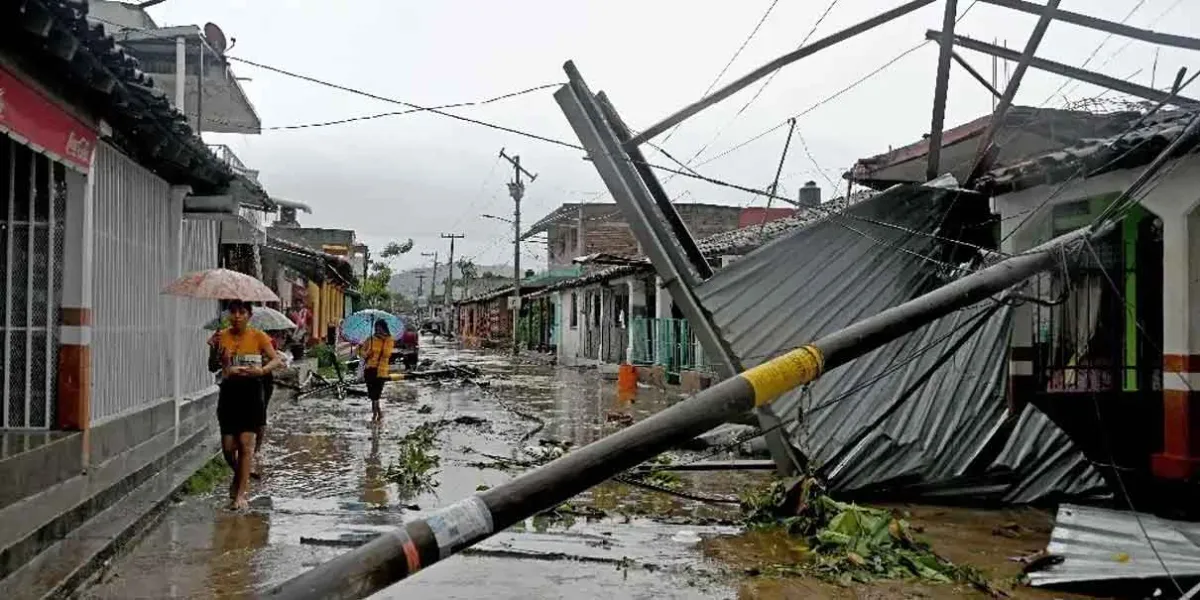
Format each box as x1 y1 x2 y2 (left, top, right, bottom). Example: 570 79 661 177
740 345 825 406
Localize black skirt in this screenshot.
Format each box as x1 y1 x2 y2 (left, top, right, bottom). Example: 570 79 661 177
364 367 385 401
217 376 266 435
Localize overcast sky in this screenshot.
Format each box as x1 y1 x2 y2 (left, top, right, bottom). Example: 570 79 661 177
143 0 1198 271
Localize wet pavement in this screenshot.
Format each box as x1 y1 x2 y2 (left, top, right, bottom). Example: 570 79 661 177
84 340 760 599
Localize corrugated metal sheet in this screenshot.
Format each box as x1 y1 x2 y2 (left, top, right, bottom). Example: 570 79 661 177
1029 503 1200 587
694 183 1106 502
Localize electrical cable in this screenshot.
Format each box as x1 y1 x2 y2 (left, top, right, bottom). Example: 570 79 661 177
658 0 782 146
226 56 585 151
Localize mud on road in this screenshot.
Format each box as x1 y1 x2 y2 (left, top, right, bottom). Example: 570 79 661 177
83 341 1073 600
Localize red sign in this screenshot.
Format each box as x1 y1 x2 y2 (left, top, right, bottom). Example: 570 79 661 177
0 65 97 172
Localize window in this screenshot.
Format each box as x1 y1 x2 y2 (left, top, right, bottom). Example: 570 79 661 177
570 293 578 328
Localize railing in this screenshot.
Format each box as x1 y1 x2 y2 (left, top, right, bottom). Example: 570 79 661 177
206 144 259 182
630 317 709 376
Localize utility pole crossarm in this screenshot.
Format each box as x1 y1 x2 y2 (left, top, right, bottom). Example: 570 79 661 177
979 0 1200 52
499 148 538 181
625 0 937 148
936 31 1200 109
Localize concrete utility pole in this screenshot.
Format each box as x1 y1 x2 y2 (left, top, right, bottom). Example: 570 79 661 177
415 273 426 301
421 251 438 320
499 148 537 356
440 234 464 330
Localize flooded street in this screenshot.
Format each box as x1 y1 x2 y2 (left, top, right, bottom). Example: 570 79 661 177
84 341 757 599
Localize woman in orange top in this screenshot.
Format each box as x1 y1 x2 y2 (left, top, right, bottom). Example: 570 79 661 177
211 301 283 510
357 320 394 422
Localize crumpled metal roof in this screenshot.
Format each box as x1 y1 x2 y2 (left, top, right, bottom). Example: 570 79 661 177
1029 503 1200 588
523 191 880 300
978 109 1199 195
693 183 1107 502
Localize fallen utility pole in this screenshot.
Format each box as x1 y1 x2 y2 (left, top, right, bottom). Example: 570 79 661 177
264 224 1102 600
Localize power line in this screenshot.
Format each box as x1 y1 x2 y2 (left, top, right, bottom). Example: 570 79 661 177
695 40 933 169
225 56 585 151
659 0 782 146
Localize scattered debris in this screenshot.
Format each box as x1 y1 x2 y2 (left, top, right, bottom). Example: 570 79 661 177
731 477 1005 594
417 404 434 414
605 411 634 427
385 422 442 497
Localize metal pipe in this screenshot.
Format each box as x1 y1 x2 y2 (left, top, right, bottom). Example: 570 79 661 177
626 0 937 148
978 0 1200 52
926 0 959 182
264 222 1096 600
596 92 713 280
936 32 1200 109
966 0 1060 184
951 51 1003 99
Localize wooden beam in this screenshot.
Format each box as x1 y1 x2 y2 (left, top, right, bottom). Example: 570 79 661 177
926 0 959 181
978 0 1200 52
952 51 1002 99
934 31 1200 108
966 0 1060 185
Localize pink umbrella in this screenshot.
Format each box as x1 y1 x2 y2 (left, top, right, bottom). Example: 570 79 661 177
161 268 280 302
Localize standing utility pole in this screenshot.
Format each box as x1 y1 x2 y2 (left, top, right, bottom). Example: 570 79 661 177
440 234 464 331
499 148 537 356
415 273 426 303
421 251 438 320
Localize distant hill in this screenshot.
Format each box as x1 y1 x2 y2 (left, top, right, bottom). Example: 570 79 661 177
390 264 512 301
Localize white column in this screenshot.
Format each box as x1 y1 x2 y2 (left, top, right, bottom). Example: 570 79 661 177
174 37 187 113
169 186 189 439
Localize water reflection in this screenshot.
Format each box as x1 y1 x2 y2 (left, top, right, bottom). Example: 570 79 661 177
360 422 389 507
205 510 269 599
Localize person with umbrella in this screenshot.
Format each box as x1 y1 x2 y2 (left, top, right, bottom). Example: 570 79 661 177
357 319 395 422
163 268 283 509
210 300 283 510
206 304 296 479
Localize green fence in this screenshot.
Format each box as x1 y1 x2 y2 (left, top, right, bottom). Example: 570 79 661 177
630 317 710 376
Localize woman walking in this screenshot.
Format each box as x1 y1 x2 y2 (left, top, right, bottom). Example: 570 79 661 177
357 320 394 422
210 300 282 510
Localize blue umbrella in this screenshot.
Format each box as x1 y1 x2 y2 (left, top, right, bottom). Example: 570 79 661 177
341 310 405 345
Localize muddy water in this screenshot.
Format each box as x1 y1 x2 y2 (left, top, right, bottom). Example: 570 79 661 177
84 342 755 599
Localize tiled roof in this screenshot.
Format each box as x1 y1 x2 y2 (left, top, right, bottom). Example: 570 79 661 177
0 0 237 193
522 190 881 298
976 109 1199 195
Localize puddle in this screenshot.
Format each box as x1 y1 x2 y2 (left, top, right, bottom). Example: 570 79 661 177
83 340 749 599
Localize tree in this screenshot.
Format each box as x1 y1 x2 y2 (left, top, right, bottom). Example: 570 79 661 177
362 239 414 311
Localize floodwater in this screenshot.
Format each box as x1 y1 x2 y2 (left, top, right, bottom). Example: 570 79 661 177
84 341 760 600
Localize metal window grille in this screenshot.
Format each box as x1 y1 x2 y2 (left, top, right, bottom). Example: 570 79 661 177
179 219 219 394
91 144 179 422
0 135 66 429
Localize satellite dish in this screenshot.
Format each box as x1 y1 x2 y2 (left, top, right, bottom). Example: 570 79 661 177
203 22 227 54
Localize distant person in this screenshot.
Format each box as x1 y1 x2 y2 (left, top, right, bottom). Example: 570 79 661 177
357 320 394 422
208 301 283 510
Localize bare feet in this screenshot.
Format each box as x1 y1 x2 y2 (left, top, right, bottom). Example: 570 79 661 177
234 495 250 511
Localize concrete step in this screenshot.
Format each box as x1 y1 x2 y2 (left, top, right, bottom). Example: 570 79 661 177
0 429 221 600
0 407 215 585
